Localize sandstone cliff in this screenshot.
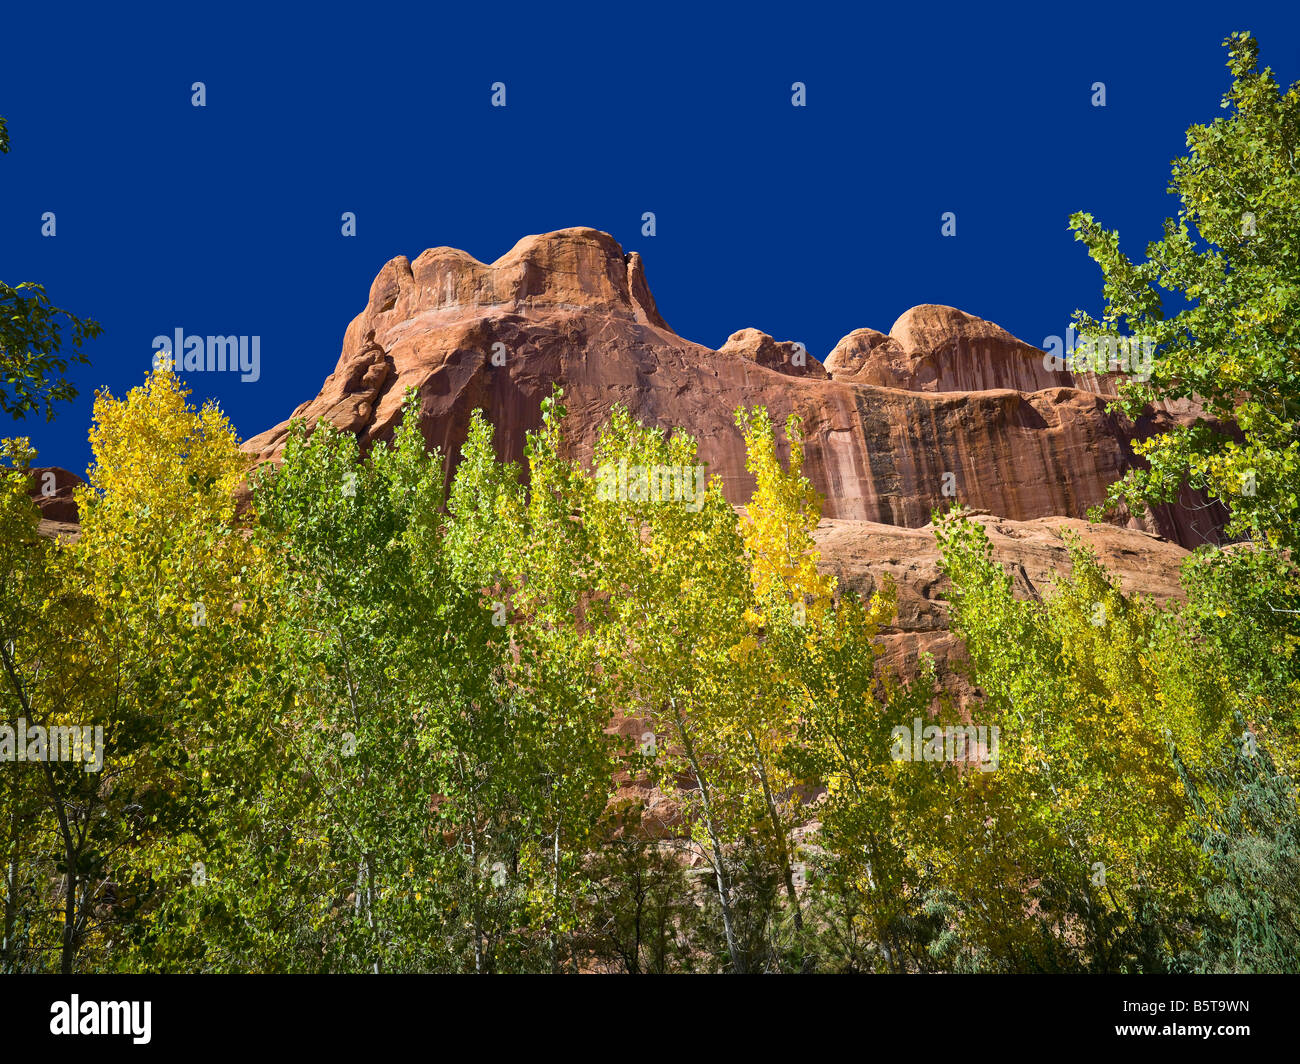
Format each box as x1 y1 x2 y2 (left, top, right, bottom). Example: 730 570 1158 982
243 227 1222 549
40 230 1210 834
26 466 82 540
38 229 1209 720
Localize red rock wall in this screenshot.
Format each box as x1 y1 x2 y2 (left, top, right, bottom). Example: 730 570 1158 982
243 227 1224 549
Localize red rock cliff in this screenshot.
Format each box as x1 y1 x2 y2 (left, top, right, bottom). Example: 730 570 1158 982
244 227 1222 549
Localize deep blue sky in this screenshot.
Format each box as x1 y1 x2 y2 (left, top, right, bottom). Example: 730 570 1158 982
3 1 1298 474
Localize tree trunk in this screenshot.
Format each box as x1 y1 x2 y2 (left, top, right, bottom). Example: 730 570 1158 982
468 825 485 974
3 826 19 973
750 734 803 932
550 824 561 974
366 853 380 974
60 843 76 975
41 765 77 975
673 700 745 973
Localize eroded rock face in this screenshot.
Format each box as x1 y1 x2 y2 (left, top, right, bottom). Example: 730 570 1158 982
828 305 1071 394
27 467 81 522
823 327 905 384
243 227 1222 549
813 512 1190 706
718 328 827 378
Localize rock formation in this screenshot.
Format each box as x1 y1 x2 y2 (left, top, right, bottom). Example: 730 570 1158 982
42 229 1211 834
39 228 1210 723
243 227 1223 549
826 306 1061 393
27 466 82 539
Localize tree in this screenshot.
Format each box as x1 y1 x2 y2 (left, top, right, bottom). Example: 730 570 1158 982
0 436 108 972
730 407 835 939
70 367 278 973
574 801 699 973
233 388 621 973
444 393 621 972
1179 543 1300 751
247 390 486 972
0 367 277 973
729 406 951 971
1173 714 1300 973
931 509 1241 971
1071 33 1300 554
1064 31 1300 973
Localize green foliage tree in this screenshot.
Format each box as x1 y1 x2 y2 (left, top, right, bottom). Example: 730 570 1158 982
245 390 493 972
1173 714 1300 973
1180 545 1300 746
1066 32 1300 974
443 392 621 972
226 389 622 973
935 514 1174 969
929 509 1276 971
577 403 762 971
1072 33 1299 554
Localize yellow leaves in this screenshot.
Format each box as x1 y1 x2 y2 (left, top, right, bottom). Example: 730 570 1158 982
866 580 898 629
729 634 760 664
735 407 837 623
80 367 244 537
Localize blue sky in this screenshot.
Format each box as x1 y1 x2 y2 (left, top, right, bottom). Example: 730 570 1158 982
3 1 1298 473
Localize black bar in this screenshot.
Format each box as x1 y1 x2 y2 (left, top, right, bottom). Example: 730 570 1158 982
4 973 1293 1052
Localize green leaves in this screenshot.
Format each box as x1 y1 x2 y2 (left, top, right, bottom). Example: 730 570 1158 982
11 337 1290 972
1060 36 1300 971
0 280 102 422
928 508 1300 971
1071 33 1300 554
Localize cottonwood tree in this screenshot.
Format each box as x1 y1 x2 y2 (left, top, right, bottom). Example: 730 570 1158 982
577 404 764 971
1073 33 1299 555
70 369 277 973
0 369 273 973
444 393 621 972
930 510 1242 971
249 391 483 971
730 408 834 939
0 437 112 973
